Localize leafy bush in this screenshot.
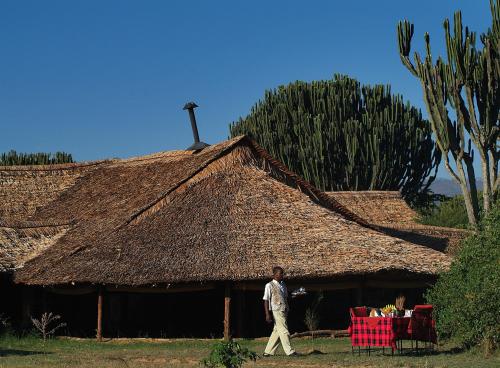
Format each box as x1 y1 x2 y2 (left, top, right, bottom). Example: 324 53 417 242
426 203 500 353
201 339 257 368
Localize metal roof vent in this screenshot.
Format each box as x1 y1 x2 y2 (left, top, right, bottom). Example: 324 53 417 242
183 102 210 151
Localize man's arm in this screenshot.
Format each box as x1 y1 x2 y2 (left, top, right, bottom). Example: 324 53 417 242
263 300 272 323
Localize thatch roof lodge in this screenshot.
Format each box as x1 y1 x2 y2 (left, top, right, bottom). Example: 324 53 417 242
0 136 461 338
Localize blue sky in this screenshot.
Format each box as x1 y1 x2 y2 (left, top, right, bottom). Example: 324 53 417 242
0 1 491 177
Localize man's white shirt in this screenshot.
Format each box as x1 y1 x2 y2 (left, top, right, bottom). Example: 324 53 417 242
263 279 288 312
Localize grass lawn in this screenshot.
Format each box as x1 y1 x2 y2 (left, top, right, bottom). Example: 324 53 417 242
0 335 498 368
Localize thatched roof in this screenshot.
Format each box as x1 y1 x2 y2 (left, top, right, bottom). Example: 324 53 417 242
0 161 106 272
0 223 69 272
326 191 418 226
5 136 451 286
326 191 470 253
0 161 107 223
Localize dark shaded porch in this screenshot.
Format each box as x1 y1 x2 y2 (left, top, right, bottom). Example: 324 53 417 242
2 276 431 339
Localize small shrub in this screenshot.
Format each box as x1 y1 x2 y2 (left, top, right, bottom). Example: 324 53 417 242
0 313 10 327
201 339 257 368
304 292 324 353
304 291 324 335
0 313 11 335
426 203 500 353
31 312 67 341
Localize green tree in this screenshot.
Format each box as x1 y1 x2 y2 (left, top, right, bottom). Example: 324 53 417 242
397 0 499 227
418 194 475 229
426 202 500 353
230 74 441 204
0 150 74 165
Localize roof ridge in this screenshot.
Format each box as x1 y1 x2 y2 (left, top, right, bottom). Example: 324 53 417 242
0 160 111 172
0 220 73 229
246 140 372 227
380 223 472 233
327 190 402 196
109 137 245 165
107 150 195 165
119 136 246 228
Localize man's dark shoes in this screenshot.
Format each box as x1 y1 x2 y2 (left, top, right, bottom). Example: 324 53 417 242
288 352 301 357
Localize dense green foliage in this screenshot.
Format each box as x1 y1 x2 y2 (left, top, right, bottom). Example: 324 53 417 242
230 74 441 203
426 203 500 352
0 150 73 165
201 340 257 368
419 194 480 229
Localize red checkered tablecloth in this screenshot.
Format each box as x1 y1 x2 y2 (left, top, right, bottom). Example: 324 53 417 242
348 317 410 349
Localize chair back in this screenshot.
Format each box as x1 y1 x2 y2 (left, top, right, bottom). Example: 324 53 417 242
414 304 433 313
409 305 436 342
349 306 368 317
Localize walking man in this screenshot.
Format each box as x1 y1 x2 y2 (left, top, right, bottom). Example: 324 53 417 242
262 266 298 356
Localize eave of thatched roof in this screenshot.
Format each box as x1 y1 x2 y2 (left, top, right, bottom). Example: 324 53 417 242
12 136 451 286
326 191 471 253
0 223 69 272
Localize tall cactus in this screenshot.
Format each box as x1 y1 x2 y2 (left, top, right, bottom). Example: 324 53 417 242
397 0 499 227
229 74 440 204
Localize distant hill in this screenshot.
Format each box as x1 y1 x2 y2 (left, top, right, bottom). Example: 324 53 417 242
430 178 483 197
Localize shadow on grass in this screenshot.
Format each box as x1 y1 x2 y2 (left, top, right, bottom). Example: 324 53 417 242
0 349 51 357
304 349 326 355
346 346 466 358
398 346 466 357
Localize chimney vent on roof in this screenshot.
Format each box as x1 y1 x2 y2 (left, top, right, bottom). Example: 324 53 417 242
183 102 210 151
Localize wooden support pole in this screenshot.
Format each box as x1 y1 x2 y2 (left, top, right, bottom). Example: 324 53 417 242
223 283 231 341
96 287 103 341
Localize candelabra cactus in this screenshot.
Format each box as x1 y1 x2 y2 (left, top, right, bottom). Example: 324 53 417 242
397 0 499 226
230 75 441 204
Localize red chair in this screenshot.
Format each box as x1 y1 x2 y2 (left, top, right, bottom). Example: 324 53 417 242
408 305 437 350
349 306 368 317
348 307 372 355
414 305 433 313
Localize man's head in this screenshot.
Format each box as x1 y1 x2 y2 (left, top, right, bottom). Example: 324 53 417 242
272 266 284 281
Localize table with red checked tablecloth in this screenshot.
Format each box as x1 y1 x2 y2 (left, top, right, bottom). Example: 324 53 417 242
348 316 411 350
